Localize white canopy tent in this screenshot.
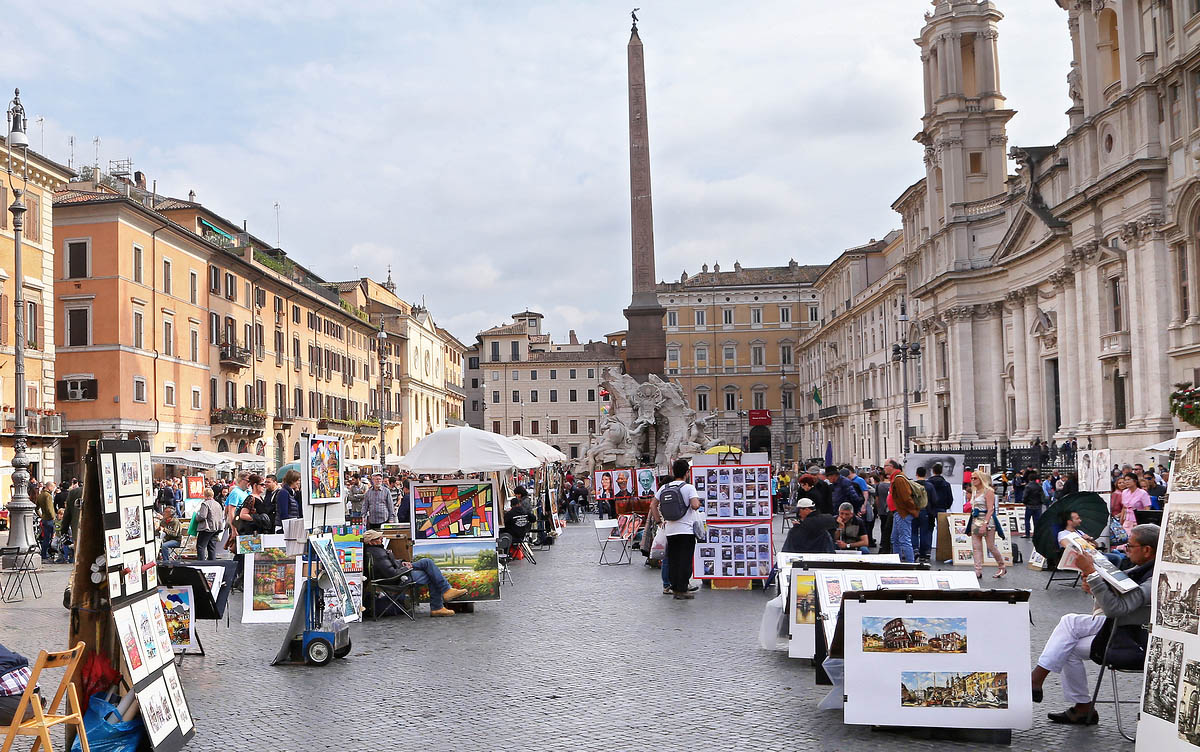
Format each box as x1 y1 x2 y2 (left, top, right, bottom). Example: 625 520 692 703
510 435 566 464
384 453 404 466
1143 438 1176 452
150 449 225 469
399 426 541 474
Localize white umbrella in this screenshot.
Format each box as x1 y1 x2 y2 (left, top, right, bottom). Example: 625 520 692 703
1143 438 1176 452
151 449 224 469
384 454 404 466
399 426 541 474
510 435 566 464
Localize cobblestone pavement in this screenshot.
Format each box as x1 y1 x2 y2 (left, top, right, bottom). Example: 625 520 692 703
0 520 1139 751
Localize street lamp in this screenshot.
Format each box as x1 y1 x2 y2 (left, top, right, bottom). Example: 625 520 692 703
376 324 388 470
3 89 33 556
891 307 922 457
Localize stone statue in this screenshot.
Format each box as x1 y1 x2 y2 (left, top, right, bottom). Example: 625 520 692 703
583 414 639 471
631 7 639 31
680 412 720 455
1067 65 1083 109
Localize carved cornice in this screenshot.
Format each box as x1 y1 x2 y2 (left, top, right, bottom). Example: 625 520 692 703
982 29 999 41
1049 268 1074 289
1004 289 1026 304
946 305 976 322
1069 240 1100 266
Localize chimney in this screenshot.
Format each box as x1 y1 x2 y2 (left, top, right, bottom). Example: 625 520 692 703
569 329 579 345
187 189 196 203
134 171 146 190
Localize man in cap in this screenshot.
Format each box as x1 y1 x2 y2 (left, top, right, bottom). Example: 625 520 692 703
362 529 467 617
781 497 837 554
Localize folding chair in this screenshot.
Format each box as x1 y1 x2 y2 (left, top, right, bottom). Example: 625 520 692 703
1089 614 1147 742
1 641 89 752
594 519 627 565
1 546 42 604
362 557 416 622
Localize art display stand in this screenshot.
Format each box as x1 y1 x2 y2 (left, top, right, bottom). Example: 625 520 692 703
934 512 1015 568
689 456 774 589
407 479 502 603
157 563 228 659
1135 429 1200 749
836 589 1032 743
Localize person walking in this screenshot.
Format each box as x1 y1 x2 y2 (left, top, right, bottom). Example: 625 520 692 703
195 488 225 560
967 471 1007 578
874 471 892 554
1022 469 1046 538
912 466 936 563
650 459 702 600
883 460 916 563
35 481 56 561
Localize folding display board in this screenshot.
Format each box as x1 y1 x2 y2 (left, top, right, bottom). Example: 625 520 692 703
690 464 773 520
939 512 1014 567
97 440 159 608
842 590 1032 731
301 433 347 528
694 521 773 579
776 551 901 588
904 453 966 511
1136 437 1200 750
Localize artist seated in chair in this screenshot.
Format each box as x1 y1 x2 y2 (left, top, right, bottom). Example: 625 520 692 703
1030 522 1159 725
0 642 36 725
158 506 184 561
362 530 467 617
502 486 534 548
833 502 870 553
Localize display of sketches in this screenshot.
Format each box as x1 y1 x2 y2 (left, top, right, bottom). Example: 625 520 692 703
1179 660 1200 746
1172 432 1200 493
122 550 145 597
903 453 965 510
106 530 123 567
1157 570 1200 635
411 539 500 602
161 663 193 735
120 496 143 553
1076 448 1113 493
113 604 149 685
306 435 343 504
843 596 1031 729
592 468 638 500
1163 503 1200 567
944 513 1012 567
411 481 498 540
694 523 773 579
141 453 153 506
242 534 303 624
311 535 358 623
132 596 164 672
159 586 196 651
900 672 1008 708
116 451 143 497
101 455 117 513
690 465 773 519
138 675 177 747
863 617 968 653
1144 636 1184 723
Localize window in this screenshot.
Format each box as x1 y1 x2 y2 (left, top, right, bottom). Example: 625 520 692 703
550 419 559 434
667 310 678 327
164 383 176 407
725 391 737 411
162 259 172 294
1110 277 1123 330
255 287 266 309
491 341 500 361
549 369 557 379
292 304 301 324
492 420 501 434
530 370 538 380
751 345 765 367
968 151 983 174
723 308 734 325
512 420 521 435
752 391 766 410
751 308 762 325
1193 70 1200 132
695 346 708 370
191 387 202 410
723 345 736 366
588 368 595 379
133 311 145 349
133 246 144 284
512 390 519 403
530 420 540 435
65 241 88 279
780 345 793 365
190 329 199 361
1171 82 1183 139
224 273 236 301
163 319 174 357
25 301 37 348
695 309 707 326
696 391 709 411
1178 243 1191 320
133 377 147 403
208 264 220 292
549 389 558 402
511 370 519 381
809 305 819 322
65 307 89 347
189 271 198 304
24 194 38 242
667 347 680 374
781 390 794 410
569 389 578 402
293 336 302 370
569 419 578 434
510 341 520 361
569 369 577 379
587 389 596 401
587 419 596 434
1166 0 1177 35
779 306 791 323
530 390 539 403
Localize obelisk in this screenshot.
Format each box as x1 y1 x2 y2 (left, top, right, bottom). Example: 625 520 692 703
623 12 667 382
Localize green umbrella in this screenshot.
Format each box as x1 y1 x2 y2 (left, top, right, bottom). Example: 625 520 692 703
1033 491 1110 564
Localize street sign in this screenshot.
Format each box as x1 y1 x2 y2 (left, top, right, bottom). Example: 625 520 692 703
748 409 772 426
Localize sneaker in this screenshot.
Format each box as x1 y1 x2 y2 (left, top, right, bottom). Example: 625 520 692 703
430 607 456 617
662 586 672 595
442 587 468 603
687 585 699 592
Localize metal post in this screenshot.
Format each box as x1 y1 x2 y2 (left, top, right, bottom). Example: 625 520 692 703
4 187 31 553
902 347 910 456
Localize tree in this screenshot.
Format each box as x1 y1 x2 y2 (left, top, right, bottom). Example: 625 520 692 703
474 549 497 571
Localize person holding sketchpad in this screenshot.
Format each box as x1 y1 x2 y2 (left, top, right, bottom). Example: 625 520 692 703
650 459 702 600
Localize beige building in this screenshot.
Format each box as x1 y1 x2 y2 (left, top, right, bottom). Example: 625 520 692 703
654 261 823 462
467 311 622 461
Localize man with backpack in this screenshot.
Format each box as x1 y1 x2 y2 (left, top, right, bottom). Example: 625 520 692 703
911 466 935 563
651 459 702 600
884 459 917 563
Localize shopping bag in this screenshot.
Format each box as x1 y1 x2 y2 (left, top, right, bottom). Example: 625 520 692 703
649 527 666 562
71 692 144 752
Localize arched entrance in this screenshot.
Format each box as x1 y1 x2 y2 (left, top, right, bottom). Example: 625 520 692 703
748 425 772 456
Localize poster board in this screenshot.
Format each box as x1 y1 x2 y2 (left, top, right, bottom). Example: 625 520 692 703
409 480 499 541
788 570 818 659
694 521 773 579
301 433 346 528
903 453 966 512
1136 433 1200 749
592 468 638 501
690 464 773 520
1076 448 1113 493
843 592 1031 730
941 512 1013 567
241 533 303 624
310 535 359 624
98 440 158 606
158 585 196 652
182 476 205 517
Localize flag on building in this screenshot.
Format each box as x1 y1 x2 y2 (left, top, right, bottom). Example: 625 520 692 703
812 386 822 406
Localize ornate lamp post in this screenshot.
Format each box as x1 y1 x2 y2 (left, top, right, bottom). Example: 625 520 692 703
377 325 388 469
892 305 922 457
3 89 34 555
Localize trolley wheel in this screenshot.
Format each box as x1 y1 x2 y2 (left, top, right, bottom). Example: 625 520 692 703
304 638 333 666
335 639 351 659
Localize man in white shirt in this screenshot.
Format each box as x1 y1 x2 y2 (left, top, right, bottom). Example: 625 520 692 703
650 459 702 600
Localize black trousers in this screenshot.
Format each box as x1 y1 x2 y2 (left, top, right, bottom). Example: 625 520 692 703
666 533 696 593
878 511 894 554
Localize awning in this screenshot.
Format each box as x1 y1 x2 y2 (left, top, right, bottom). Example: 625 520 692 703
1143 438 1176 452
151 449 224 469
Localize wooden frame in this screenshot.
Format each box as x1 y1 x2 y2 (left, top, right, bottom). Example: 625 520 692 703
1 641 89 752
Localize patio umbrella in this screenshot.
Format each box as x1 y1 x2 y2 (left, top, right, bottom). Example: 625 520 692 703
704 445 743 455
399 426 541 474
151 449 224 469
1033 491 1110 564
510 436 566 464
1143 438 1176 452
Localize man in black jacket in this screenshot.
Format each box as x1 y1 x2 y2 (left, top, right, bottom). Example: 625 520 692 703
781 498 836 554
824 466 857 517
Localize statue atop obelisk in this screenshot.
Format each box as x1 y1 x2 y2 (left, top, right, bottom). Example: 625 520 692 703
623 9 667 382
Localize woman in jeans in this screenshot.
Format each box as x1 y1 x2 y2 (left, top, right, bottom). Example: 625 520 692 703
967 472 1007 578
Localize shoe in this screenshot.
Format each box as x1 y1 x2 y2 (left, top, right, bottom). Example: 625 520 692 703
430 607 455 617
663 586 672 595
1032 688 1043 703
688 585 699 592
993 568 1007 578
673 592 695 600
1047 708 1098 725
442 587 468 603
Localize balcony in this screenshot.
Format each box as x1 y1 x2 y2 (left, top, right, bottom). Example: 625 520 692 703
1 411 66 437
1098 330 1130 360
862 398 877 411
934 377 949 394
818 405 842 419
444 380 466 398
273 409 297 426
912 390 924 403
317 417 355 434
210 408 266 434
218 344 251 370
356 421 380 437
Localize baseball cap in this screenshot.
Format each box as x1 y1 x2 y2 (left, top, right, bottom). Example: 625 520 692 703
796 498 815 509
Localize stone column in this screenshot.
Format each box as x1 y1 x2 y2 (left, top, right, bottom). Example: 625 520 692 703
1073 243 1098 433
1023 289 1045 440
1139 220 1174 431
922 53 934 115
947 306 978 441
1008 291 1029 438
1058 271 1079 435
1187 239 1200 325
988 303 1007 440
1123 228 1148 428
948 33 963 96
937 37 950 100
981 29 999 96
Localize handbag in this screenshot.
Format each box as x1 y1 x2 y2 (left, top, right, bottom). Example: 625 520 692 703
1107 515 1130 547
693 515 708 542
649 527 667 562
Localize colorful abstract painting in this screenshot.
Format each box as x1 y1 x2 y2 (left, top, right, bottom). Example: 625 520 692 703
306 435 343 504
411 481 498 541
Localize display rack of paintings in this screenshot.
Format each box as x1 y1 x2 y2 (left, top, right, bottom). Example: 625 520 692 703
689 464 773 520
842 592 1032 730
693 522 773 579
942 513 1013 568
1136 434 1200 748
241 534 303 624
97 440 159 606
591 467 658 502
409 480 499 541
112 590 195 749
301 434 347 528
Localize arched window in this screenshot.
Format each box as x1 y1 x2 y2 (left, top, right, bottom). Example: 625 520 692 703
216 438 229 453
293 441 301 460
237 439 248 453
274 434 284 468
255 440 264 456
1098 9 1120 89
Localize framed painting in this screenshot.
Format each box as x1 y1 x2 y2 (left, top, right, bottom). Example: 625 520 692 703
411 539 500 602
410 481 498 541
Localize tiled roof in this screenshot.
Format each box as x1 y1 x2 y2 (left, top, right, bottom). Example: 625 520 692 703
153 197 200 211
479 322 527 336
528 349 622 364
54 189 123 205
657 263 826 292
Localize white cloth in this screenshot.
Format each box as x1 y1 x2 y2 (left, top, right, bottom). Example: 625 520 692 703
1037 613 1104 703
656 481 700 536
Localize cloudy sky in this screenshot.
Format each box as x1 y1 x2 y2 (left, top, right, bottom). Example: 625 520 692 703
7 1 1069 343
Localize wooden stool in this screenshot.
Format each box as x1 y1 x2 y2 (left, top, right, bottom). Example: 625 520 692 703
1 641 90 752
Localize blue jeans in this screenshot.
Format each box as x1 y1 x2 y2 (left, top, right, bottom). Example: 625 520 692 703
159 540 180 561
912 507 934 559
39 520 54 559
410 558 452 610
891 512 915 563
1023 506 1041 536
662 552 671 588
